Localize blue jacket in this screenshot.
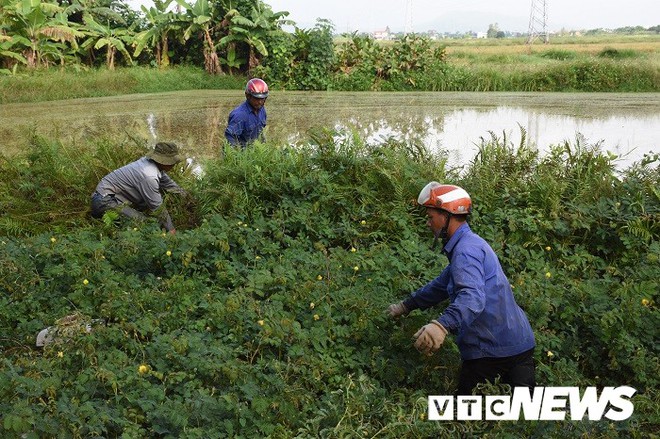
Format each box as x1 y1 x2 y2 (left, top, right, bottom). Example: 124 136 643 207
403 223 535 361
224 101 267 147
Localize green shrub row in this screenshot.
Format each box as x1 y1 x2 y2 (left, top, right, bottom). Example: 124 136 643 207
0 133 658 437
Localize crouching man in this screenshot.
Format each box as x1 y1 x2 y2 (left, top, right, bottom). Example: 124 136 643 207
91 142 187 233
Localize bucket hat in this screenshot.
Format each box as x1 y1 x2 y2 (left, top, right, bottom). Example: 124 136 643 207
147 142 183 165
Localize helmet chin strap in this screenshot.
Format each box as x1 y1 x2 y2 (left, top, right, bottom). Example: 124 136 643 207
431 213 452 250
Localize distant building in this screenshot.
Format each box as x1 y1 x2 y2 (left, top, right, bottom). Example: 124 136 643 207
476 32 487 39
373 26 391 40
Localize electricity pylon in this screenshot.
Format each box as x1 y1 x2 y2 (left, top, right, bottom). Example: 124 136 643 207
404 0 413 34
527 0 549 44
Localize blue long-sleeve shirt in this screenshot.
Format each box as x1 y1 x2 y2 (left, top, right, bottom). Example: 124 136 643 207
224 101 267 147
403 223 535 361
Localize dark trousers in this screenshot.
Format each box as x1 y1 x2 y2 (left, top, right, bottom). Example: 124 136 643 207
457 348 536 395
91 192 174 232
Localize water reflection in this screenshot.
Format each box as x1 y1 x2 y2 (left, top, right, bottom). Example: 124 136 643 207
1 91 658 169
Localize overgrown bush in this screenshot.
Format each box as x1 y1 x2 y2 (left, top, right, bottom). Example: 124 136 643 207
0 132 658 437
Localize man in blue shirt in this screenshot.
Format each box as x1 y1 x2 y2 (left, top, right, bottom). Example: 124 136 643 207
225 78 268 148
387 182 536 395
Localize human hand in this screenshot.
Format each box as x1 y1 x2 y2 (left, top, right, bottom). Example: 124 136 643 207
413 320 448 355
386 302 409 318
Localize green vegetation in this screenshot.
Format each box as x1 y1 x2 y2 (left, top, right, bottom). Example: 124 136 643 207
2 0 659 102
1 132 658 437
0 65 244 103
1 36 658 104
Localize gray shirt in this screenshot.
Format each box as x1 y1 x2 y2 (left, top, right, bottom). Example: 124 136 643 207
94 157 183 211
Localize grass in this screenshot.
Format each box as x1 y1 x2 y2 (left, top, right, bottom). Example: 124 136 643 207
0 65 246 104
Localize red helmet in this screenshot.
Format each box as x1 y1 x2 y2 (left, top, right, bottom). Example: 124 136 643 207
417 182 472 215
245 78 269 99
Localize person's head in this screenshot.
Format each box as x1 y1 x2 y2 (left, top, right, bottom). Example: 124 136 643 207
146 142 183 170
417 182 471 246
245 78 269 111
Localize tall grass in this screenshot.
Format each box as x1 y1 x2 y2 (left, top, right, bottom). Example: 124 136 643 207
0 66 245 104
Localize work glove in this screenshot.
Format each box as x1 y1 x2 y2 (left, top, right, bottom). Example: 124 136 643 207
386 302 409 318
413 320 448 355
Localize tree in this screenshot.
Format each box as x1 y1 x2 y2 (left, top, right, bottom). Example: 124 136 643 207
219 3 291 72
487 23 500 39
1 0 82 68
175 0 221 74
134 0 182 67
0 34 28 72
80 13 132 69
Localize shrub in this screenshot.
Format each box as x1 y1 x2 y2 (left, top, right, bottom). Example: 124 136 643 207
1 132 658 437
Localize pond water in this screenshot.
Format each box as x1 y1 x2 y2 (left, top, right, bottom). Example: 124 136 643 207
1 91 658 169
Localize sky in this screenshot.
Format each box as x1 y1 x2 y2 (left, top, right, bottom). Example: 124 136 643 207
263 0 660 33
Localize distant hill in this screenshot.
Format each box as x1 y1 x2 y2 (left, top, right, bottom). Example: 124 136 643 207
415 10 529 33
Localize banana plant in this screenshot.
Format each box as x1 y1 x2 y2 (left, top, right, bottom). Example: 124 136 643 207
80 13 132 69
1 0 82 68
175 0 221 74
218 43 243 73
134 0 181 67
0 35 27 73
219 3 292 71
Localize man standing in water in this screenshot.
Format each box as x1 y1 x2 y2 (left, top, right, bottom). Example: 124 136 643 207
225 78 269 148
386 182 536 395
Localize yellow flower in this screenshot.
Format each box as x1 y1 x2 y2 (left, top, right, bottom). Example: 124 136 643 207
545 246 551 251
138 364 149 375
257 320 265 326
641 298 650 307
350 247 357 253
313 314 320 321
317 275 323 281
547 351 554 358
83 279 89 285
360 220 366 225
353 266 359 272
50 237 56 243
166 250 172 257
57 351 64 358
255 256 261 261
309 302 315 309
545 272 552 278
161 232 166 237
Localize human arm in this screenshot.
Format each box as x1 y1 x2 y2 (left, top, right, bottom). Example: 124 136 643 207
160 172 186 195
436 252 486 333
386 267 451 318
402 266 451 312
225 111 244 146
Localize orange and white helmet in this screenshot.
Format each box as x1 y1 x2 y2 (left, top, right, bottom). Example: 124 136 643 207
417 182 472 215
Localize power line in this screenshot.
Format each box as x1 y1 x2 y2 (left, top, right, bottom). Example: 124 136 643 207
527 0 549 44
